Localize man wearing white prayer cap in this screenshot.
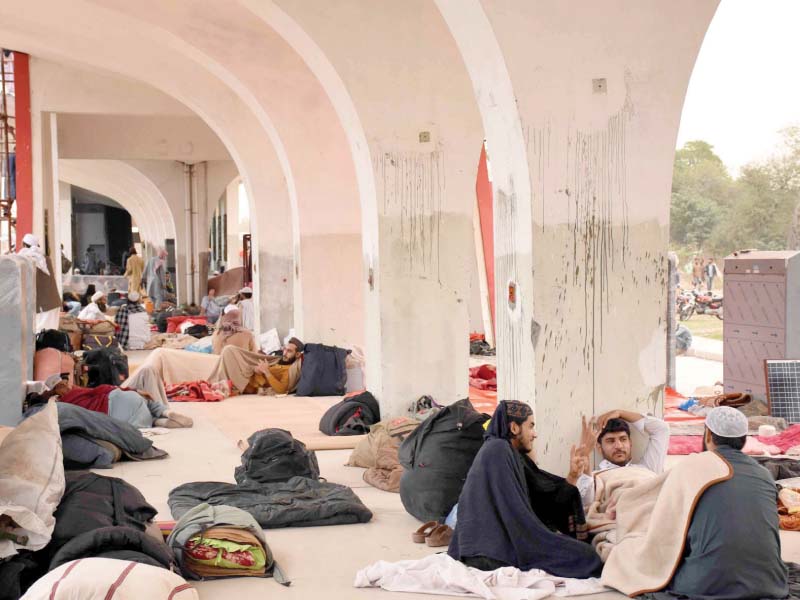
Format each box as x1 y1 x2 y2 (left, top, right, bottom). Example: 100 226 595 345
77 290 108 321
17 232 50 275
663 406 787 599
237 285 255 333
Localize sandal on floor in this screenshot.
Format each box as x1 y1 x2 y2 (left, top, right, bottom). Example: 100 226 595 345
426 524 453 547
412 521 438 543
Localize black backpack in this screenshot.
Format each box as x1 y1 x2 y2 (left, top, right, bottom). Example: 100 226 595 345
295 343 349 396
234 428 320 486
85 348 130 387
398 398 489 522
36 329 72 353
318 391 381 436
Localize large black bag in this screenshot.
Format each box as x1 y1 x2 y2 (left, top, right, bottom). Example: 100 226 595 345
318 391 380 436
35 329 72 353
85 348 129 386
235 428 320 486
398 398 489 522
295 343 349 397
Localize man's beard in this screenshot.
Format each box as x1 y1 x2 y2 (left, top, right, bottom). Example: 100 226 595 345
97 302 107 312
278 356 296 366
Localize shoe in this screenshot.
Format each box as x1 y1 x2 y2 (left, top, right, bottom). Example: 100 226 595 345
412 521 438 543
425 524 453 547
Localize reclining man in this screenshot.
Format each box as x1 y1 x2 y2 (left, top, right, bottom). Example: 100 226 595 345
660 406 787 599
234 337 304 395
41 376 192 429
570 409 669 508
448 400 602 579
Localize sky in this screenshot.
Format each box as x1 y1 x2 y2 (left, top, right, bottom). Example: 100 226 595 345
676 0 800 174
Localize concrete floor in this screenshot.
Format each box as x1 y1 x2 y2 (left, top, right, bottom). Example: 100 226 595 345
102 355 797 599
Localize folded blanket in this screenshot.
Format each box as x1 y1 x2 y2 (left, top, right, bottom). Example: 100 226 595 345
758 425 800 454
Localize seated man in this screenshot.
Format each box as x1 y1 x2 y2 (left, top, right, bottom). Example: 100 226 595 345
211 307 257 355
665 407 787 599
77 291 109 321
44 378 192 429
448 400 602 578
572 409 669 508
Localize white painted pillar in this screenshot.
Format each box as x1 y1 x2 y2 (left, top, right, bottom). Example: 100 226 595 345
58 181 72 264
225 178 243 269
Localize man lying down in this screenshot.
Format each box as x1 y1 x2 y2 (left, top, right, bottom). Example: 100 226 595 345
600 406 788 600
36 374 192 429
448 400 602 579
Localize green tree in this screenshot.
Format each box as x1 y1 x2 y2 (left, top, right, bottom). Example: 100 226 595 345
671 141 732 253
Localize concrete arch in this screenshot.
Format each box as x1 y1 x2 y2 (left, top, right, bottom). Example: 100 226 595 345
0 0 297 334
59 159 176 245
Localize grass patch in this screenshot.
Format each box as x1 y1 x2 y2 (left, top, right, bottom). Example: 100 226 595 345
683 314 723 341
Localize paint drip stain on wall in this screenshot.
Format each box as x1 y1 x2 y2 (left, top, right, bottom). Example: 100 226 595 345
376 150 444 281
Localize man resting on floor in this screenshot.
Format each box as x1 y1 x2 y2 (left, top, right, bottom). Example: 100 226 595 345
209 337 304 395
571 409 669 509
448 400 602 579
44 378 192 429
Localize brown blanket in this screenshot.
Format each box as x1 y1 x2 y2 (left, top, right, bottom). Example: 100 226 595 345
601 451 732 596
585 466 655 561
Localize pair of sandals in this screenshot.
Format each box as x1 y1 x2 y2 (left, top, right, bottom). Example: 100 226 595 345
412 521 453 547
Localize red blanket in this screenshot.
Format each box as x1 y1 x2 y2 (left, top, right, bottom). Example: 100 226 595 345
166 316 208 334
166 381 226 402
469 364 497 391
59 384 116 414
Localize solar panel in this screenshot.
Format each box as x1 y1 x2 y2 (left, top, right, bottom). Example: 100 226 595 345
765 359 800 424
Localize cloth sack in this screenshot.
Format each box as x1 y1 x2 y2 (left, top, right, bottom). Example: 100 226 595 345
58 314 80 333
21 557 198 600
78 320 115 335
0 400 65 559
348 417 419 468
235 429 320 486
81 334 119 353
126 311 152 350
167 503 288 584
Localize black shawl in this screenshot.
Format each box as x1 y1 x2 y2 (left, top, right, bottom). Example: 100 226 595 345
447 437 601 578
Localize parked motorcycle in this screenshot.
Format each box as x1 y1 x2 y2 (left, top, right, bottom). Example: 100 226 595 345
676 289 696 321
693 290 723 320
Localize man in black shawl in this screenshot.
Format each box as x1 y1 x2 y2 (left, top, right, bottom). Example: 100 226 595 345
448 400 602 578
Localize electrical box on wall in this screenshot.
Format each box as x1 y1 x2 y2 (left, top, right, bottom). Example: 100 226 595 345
723 250 800 404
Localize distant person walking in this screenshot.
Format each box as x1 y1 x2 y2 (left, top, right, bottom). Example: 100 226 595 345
691 257 704 291
83 246 98 275
705 258 719 291
144 247 168 310
124 246 144 295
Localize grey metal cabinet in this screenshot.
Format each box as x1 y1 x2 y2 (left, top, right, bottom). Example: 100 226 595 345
723 250 800 402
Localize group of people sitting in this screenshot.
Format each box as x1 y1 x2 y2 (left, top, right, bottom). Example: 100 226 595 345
449 400 788 598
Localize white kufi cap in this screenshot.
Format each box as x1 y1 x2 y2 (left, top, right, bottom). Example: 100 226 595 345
705 406 748 438
91 291 104 303
22 233 39 246
239 286 253 294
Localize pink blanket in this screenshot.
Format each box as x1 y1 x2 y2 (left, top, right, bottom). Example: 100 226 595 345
756 424 800 453
669 435 781 456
